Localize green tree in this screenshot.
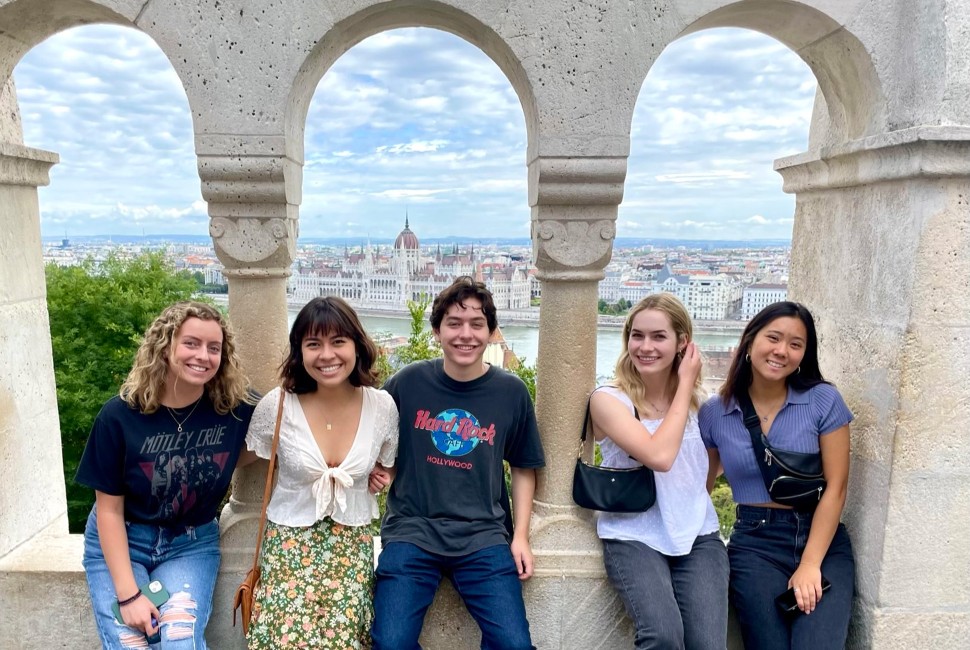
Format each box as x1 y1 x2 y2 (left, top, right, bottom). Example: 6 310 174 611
393 296 440 367
509 356 537 403
47 252 200 532
710 476 736 538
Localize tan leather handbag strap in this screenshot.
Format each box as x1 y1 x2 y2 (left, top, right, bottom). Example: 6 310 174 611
248 390 285 574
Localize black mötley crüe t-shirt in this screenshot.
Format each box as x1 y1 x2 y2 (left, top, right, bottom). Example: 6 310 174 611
75 394 256 527
381 359 545 556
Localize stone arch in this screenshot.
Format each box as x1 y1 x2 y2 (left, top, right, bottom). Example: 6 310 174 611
0 1 145 95
283 1 538 166
644 0 885 147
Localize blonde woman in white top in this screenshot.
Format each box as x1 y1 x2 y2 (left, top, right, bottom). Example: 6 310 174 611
245 297 398 649
589 294 727 650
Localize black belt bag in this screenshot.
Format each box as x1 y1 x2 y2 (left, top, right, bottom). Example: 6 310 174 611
739 394 826 511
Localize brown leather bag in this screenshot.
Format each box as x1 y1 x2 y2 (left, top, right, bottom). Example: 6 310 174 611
232 391 285 635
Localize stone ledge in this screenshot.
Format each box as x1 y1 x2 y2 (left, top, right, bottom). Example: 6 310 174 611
775 126 970 192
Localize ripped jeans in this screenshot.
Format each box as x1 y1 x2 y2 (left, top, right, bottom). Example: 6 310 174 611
82 507 221 649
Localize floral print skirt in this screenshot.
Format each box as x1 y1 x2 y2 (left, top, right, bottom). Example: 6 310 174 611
247 518 376 649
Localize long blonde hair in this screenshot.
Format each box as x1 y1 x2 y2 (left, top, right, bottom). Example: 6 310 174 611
612 293 703 412
120 301 253 414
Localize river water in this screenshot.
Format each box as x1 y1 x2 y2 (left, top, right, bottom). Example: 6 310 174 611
288 311 742 383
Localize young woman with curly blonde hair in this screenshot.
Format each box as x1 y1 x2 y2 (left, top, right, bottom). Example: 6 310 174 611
76 301 257 649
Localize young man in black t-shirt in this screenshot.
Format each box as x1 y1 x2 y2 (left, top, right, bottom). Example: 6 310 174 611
371 276 545 650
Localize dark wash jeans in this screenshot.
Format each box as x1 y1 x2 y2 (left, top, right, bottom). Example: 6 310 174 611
371 541 534 650
729 505 855 650
602 532 729 650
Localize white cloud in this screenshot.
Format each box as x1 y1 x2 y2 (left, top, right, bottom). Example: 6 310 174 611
17 24 813 240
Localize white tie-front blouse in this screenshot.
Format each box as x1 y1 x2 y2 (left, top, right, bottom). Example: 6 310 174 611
246 386 399 527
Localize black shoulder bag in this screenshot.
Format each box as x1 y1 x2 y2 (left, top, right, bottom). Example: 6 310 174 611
571 393 657 513
738 393 826 511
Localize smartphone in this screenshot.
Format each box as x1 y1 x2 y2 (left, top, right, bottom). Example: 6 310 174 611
775 577 832 616
111 580 170 642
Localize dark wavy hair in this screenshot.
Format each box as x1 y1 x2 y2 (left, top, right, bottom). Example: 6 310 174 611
719 301 828 404
280 296 379 393
430 276 498 333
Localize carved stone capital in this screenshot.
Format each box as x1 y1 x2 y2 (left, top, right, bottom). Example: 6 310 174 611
209 215 296 273
198 150 301 272
532 218 615 280
528 156 625 280
198 152 303 207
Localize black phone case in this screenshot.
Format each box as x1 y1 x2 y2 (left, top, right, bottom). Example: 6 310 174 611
775 577 832 615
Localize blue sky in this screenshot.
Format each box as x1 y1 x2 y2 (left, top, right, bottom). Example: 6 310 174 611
15 25 815 241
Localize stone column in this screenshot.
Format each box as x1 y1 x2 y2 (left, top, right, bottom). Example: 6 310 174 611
527 155 633 647
199 138 299 647
0 141 61 559
775 126 970 648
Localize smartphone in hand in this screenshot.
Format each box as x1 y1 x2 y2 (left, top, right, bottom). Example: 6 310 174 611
775 577 831 616
111 580 170 640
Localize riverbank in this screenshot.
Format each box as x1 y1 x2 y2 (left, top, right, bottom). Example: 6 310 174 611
208 295 746 335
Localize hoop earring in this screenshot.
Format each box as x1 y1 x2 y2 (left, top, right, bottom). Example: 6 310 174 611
744 353 751 363
796 366 801 374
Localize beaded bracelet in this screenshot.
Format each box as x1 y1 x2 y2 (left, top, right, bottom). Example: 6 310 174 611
117 590 142 607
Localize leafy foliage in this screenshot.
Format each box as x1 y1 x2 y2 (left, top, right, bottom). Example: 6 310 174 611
710 476 736 538
47 252 199 532
509 356 536 403
392 296 440 367
597 298 631 315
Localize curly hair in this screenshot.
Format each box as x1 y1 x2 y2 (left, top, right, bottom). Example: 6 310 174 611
612 293 703 412
120 301 253 414
280 296 380 393
430 276 498 334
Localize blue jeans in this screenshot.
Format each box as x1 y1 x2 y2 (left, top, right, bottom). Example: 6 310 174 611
728 505 855 650
372 542 534 650
82 507 221 649
602 533 729 650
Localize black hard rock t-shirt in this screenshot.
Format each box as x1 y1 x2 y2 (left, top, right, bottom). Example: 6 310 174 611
381 359 545 556
75 394 255 527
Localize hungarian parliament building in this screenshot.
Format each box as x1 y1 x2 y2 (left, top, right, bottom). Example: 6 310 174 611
289 219 535 311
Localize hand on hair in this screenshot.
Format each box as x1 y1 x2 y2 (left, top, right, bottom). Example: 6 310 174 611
677 342 702 385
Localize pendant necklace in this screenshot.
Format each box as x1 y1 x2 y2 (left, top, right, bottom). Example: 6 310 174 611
755 397 785 423
644 394 669 416
166 395 203 433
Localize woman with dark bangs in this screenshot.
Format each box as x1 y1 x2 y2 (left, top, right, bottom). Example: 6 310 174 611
245 296 399 649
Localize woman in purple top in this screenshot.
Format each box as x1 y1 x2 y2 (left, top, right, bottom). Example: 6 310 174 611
698 302 854 650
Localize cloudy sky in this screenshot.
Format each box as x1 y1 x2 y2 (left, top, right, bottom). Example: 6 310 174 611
16 25 815 241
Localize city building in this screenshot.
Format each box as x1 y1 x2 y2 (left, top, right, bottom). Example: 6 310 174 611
742 282 789 319
290 218 532 311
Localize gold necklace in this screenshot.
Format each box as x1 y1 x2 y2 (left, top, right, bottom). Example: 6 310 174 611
166 395 203 433
643 394 669 415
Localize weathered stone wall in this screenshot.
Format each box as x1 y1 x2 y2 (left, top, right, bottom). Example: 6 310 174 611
0 1 968 647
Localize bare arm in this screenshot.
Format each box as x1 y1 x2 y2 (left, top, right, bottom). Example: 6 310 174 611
235 447 260 469
509 466 537 580
787 425 850 613
706 448 722 494
590 343 702 471
94 492 159 636
368 463 397 494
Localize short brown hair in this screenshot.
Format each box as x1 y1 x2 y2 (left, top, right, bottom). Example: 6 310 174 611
280 296 379 392
430 276 497 333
